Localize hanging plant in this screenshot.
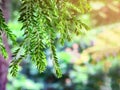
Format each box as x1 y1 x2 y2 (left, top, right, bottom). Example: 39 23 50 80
0 0 90 78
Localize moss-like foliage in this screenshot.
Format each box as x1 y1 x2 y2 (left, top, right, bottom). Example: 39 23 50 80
0 0 90 78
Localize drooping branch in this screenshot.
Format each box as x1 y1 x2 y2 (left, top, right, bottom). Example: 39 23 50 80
1 31 12 63
9 0 90 78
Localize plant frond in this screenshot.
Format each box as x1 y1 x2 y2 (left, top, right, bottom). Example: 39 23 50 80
8 0 90 78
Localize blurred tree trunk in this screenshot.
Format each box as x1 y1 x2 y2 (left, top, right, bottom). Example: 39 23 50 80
0 33 12 90
0 55 9 90
0 0 11 90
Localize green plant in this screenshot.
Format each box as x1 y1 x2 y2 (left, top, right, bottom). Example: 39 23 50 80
0 0 90 78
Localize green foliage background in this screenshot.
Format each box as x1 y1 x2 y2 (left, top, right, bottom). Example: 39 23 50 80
3 0 120 90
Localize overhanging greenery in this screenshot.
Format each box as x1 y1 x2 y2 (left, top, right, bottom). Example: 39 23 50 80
0 0 90 78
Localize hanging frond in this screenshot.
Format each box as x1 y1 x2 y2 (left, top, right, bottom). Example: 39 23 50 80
0 9 16 59
8 0 90 78
0 9 16 43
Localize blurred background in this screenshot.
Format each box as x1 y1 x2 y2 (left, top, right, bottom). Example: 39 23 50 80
3 0 120 90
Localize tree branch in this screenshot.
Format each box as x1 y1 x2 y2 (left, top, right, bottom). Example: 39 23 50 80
1 31 12 63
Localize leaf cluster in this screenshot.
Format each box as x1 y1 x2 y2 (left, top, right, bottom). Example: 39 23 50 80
0 9 16 58
4 0 90 78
